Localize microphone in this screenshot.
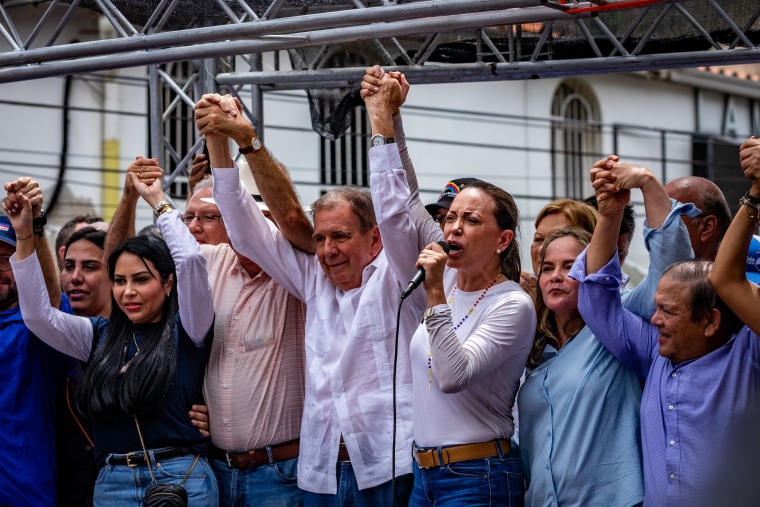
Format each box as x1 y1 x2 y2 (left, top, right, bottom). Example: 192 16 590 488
400 241 451 300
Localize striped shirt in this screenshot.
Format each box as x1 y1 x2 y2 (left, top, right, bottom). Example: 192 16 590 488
201 243 306 451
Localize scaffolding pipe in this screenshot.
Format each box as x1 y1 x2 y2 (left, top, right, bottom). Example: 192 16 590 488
0 6 586 83
218 47 760 89
0 0 544 68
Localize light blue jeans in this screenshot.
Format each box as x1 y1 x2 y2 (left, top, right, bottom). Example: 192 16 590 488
94 452 218 506
410 448 524 507
303 463 413 507
211 456 303 506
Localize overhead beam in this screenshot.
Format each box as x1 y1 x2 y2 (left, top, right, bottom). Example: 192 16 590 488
217 48 760 89
0 5 589 83
0 0 544 68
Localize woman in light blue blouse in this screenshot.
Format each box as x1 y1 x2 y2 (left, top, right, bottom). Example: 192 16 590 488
517 156 693 506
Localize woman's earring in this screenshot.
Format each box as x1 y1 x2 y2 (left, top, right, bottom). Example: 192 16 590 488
496 249 501 254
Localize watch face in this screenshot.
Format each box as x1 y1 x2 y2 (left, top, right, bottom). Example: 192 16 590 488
371 135 385 147
251 137 262 151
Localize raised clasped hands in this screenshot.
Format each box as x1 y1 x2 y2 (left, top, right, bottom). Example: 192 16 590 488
360 65 409 116
194 93 254 147
126 156 165 207
740 136 760 184
591 155 635 215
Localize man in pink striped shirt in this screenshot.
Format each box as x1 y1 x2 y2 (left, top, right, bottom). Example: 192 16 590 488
185 174 310 506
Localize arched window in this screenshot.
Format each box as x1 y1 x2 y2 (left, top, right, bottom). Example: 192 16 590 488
551 79 601 199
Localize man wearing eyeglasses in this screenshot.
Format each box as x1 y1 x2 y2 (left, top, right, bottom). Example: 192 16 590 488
0 180 74 507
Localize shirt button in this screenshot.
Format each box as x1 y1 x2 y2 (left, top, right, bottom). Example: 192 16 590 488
223 418 229 425
547 431 551 437
227 348 234 354
668 405 674 410
670 440 675 446
223 384 229 389
234 316 240 321
671 372 677 378
669 473 676 479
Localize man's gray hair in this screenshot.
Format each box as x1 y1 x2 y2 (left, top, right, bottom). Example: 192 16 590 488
310 186 377 233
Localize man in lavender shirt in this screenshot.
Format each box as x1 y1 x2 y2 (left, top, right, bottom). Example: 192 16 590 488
570 159 760 506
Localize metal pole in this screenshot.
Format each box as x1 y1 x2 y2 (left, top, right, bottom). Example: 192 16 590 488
0 0 543 68
0 7 593 83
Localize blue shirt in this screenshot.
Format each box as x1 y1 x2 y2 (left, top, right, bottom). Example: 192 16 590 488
0 298 74 507
518 200 694 507
573 252 760 507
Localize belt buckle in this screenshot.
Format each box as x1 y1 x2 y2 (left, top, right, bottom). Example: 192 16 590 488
225 452 233 468
125 452 140 468
413 448 431 470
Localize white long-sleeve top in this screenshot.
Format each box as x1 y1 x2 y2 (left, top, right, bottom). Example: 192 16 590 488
369 140 535 447
11 209 213 359
212 165 426 494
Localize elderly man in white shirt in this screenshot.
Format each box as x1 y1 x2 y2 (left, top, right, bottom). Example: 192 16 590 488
195 95 423 506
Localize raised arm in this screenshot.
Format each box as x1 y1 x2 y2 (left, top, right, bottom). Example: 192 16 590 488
362 66 440 250
709 136 760 333
593 156 693 319
3 189 93 360
194 93 314 254
104 157 163 262
127 171 214 345
5 177 60 308
586 157 630 274
365 72 442 301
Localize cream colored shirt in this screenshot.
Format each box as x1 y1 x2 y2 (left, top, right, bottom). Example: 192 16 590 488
201 243 306 451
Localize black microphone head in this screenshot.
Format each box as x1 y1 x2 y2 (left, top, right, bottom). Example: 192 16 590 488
436 240 451 255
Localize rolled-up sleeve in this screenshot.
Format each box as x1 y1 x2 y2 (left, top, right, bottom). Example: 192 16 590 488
622 199 696 319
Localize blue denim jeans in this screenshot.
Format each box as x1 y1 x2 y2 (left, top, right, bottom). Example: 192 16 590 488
93 452 218 506
211 456 303 506
303 463 413 507
410 448 524 507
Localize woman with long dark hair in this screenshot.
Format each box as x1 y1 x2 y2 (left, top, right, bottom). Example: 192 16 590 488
4 167 217 506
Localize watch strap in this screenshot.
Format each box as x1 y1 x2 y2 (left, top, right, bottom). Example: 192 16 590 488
153 200 174 218
239 136 262 154
32 209 47 235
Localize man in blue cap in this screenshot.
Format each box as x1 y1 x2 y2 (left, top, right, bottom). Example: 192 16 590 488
1 178 74 507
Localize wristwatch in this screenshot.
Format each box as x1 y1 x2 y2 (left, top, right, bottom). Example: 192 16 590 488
239 135 263 154
423 306 438 322
32 208 47 236
153 200 174 218
371 134 395 147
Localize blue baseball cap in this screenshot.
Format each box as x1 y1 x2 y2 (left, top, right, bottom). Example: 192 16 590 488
0 216 16 247
425 178 484 216
746 235 760 284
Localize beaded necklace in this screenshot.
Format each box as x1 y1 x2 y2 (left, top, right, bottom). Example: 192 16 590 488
427 274 501 391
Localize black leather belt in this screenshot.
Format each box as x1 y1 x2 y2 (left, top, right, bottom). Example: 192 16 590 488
109 446 190 467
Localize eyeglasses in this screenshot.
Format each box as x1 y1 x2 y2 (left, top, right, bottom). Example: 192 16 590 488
182 214 222 225
0 255 11 272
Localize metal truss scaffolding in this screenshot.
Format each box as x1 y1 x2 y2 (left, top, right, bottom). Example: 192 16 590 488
1 0 759 186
